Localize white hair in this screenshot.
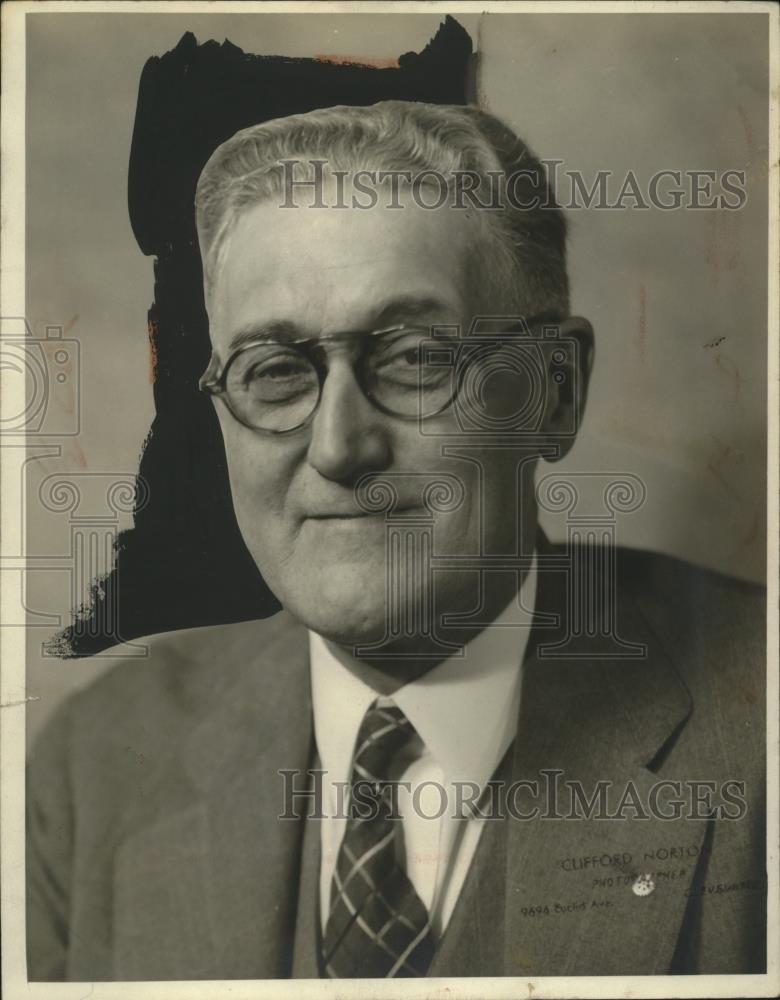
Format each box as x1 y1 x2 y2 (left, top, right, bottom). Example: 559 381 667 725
195 100 569 319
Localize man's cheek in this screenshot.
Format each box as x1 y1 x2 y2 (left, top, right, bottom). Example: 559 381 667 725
229 461 292 550
223 436 270 495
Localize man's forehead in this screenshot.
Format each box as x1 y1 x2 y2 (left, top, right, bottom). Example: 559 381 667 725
223 191 472 262
210 196 475 346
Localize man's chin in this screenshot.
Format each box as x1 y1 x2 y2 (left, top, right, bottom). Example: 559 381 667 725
276 582 391 647
292 609 388 649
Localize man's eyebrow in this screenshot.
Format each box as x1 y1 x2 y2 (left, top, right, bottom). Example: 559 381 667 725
226 297 452 352
227 321 303 352
372 295 453 328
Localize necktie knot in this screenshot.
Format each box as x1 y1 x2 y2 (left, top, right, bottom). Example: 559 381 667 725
351 700 413 787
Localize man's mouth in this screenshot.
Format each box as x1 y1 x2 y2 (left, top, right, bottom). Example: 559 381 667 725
307 512 375 520
305 505 418 521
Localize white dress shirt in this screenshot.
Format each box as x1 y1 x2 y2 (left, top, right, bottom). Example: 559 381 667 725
310 559 537 936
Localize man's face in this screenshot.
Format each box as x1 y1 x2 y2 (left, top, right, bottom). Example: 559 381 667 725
209 188 542 647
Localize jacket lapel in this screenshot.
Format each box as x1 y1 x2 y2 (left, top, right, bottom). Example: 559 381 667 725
112 611 312 980
428 749 512 976
501 555 705 976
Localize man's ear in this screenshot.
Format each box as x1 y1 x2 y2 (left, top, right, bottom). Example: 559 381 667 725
540 315 595 461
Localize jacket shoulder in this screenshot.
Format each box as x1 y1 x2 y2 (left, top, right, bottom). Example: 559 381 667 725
617 545 764 605
616 547 766 745
31 610 305 764
616 547 765 659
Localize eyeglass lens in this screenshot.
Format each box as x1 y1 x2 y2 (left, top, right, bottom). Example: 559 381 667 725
223 328 455 431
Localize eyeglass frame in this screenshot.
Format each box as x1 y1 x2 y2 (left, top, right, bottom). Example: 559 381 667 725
198 324 467 435
198 315 562 435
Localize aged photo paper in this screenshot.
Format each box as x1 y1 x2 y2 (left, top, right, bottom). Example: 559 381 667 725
1 2 778 999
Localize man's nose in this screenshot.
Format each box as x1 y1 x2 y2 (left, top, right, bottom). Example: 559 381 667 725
306 359 392 482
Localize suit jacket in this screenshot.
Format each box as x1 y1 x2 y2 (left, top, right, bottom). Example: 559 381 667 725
26 544 767 980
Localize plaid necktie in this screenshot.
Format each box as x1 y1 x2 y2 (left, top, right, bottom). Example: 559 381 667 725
321 700 435 978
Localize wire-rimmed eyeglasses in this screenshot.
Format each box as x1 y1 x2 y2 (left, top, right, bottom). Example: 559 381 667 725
198 325 458 434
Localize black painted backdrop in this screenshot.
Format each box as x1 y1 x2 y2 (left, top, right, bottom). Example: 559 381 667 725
54 17 472 655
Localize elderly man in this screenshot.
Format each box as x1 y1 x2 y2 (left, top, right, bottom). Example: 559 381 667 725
27 102 766 981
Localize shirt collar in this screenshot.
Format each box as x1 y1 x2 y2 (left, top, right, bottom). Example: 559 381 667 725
310 557 537 791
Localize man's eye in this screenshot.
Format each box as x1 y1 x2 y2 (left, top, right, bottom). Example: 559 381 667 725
382 345 422 369
233 352 318 403
373 336 449 388
374 349 422 385
248 358 310 382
